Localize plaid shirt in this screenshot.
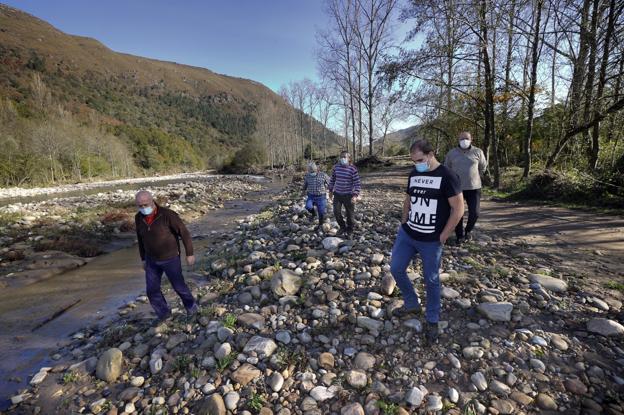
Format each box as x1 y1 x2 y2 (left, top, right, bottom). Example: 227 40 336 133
303 172 330 195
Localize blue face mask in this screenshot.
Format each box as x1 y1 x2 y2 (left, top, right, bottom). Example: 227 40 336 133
139 206 153 216
415 162 429 173
340 158 348 165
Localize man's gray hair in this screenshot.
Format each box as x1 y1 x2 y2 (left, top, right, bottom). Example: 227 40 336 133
135 190 153 201
307 161 318 172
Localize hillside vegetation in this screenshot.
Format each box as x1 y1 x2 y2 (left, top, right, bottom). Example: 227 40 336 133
0 4 340 186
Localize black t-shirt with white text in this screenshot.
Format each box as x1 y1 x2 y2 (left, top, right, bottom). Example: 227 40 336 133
402 165 462 241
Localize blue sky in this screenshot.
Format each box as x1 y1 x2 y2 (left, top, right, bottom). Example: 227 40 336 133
4 0 327 92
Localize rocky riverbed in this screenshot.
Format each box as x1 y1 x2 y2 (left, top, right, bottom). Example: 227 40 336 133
0 176 265 289
6 180 624 415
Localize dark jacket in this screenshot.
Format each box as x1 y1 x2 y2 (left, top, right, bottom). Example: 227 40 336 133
135 204 193 261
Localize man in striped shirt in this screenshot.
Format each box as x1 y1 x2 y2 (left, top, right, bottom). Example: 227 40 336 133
329 151 361 236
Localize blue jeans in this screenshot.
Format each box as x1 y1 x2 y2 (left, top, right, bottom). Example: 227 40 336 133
305 194 327 219
145 255 196 318
390 227 443 323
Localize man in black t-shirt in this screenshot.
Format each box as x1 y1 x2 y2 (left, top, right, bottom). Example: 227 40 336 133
390 139 464 344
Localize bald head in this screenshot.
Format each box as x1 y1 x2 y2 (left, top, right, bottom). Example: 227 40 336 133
135 190 154 209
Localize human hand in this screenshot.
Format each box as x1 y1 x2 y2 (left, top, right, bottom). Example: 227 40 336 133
186 255 196 266
351 196 357 204
439 232 450 245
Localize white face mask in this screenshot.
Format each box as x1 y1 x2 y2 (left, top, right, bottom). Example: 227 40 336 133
459 139 471 149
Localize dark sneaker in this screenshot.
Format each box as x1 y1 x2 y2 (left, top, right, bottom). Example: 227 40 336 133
424 322 439 344
153 312 172 326
337 228 346 236
464 232 472 242
454 236 464 246
185 305 199 322
187 304 199 316
392 304 422 318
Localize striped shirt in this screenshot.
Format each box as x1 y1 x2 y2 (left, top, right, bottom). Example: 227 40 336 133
302 172 330 195
329 164 361 196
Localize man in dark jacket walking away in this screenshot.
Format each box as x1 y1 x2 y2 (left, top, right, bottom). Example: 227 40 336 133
329 151 361 236
135 190 198 321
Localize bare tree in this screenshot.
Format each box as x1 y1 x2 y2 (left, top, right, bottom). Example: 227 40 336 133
352 0 398 155
522 0 545 178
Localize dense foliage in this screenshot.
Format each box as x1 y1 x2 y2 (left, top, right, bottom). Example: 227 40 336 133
0 41 338 185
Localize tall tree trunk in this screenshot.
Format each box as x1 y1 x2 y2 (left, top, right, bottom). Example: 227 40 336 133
443 0 455 127
356 50 363 159
480 0 498 185
546 0 592 168
589 0 616 169
582 0 599 168
607 60 623 166
500 0 516 176
523 0 544 178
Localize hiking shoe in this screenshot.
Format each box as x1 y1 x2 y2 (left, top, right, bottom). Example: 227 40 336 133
187 304 199 316
185 305 199 322
454 236 464 246
392 304 422 318
424 322 439 345
464 232 472 242
336 228 347 236
153 312 172 326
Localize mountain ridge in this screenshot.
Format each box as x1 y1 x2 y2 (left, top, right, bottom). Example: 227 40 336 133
0 3 339 185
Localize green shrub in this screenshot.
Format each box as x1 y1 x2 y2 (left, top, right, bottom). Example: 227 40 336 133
220 139 267 173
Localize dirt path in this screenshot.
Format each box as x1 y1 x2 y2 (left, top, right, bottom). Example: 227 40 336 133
362 166 624 283
479 200 624 282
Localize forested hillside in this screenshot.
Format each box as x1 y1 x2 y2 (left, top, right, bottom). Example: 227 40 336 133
0 4 340 186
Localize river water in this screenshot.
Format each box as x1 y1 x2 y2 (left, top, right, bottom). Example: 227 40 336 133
0 176 286 410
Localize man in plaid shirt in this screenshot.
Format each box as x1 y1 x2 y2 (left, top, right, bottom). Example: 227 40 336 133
302 162 330 231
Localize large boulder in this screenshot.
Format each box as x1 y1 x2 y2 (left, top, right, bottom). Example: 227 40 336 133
529 274 568 292
477 302 513 322
322 237 343 250
243 336 278 357
270 269 302 297
587 318 624 337
96 348 123 382
237 313 265 330
356 317 383 332
194 394 226 415
230 363 261 386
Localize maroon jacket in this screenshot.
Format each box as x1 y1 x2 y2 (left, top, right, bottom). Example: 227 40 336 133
135 204 193 261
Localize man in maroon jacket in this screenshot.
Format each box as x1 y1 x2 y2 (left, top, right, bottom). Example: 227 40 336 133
135 190 198 321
